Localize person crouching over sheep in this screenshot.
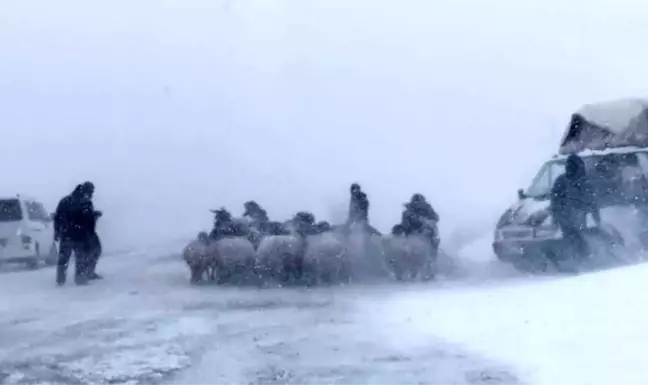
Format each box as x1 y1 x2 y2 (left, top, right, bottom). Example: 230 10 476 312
285 211 318 281
243 200 270 249
401 193 440 252
344 183 380 235
210 208 248 240
343 183 382 260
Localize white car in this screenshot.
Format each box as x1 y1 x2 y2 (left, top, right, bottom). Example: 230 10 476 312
0 195 58 268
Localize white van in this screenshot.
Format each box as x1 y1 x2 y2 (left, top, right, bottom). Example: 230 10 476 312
0 195 58 268
493 98 648 272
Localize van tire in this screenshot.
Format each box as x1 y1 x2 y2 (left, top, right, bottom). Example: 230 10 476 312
26 243 40 270
45 242 58 266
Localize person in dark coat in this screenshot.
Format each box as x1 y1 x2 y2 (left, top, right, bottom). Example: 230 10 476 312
347 183 369 224
344 183 380 236
243 201 270 248
292 211 317 238
391 223 406 236
210 208 232 241
550 154 601 259
209 208 248 241
315 220 331 234
401 193 440 250
403 194 439 225
243 201 269 223
53 182 98 286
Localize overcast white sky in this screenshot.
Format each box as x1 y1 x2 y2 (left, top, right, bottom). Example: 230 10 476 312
2 0 648 250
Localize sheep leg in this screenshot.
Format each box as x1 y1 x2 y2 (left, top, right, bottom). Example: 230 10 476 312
393 259 405 281
281 254 302 286
421 259 434 281
217 263 230 285
189 265 203 285
339 259 351 285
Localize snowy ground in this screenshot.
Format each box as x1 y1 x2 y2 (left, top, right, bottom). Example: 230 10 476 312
0 236 646 384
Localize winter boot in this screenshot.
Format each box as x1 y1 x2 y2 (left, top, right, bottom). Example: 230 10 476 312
74 274 89 285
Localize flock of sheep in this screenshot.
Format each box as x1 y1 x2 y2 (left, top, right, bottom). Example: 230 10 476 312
182 221 440 287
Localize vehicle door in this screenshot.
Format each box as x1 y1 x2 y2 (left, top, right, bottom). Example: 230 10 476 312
24 200 53 251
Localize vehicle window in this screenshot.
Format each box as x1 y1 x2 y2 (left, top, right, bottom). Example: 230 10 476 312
590 153 648 205
635 153 648 177
26 201 49 221
0 199 23 222
525 160 565 199
548 161 566 189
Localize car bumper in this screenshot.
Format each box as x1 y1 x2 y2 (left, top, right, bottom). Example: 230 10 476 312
0 244 37 262
493 239 562 262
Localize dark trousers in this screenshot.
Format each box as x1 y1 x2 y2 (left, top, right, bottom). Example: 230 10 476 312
556 214 589 259
86 233 102 274
58 238 90 277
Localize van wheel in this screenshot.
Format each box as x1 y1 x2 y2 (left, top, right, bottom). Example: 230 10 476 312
26 244 40 270
45 242 58 266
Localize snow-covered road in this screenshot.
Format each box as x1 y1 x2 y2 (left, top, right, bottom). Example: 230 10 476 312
0 238 646 384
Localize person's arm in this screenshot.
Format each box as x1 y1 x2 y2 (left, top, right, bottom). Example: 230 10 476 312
549 176 566 226
588 181 602 226
53 199 65 241
428 205 439 222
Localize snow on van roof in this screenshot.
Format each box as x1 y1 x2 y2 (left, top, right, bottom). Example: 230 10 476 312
554 145 648 160
0 194 39 202
559 97 648 154
576 98 648 134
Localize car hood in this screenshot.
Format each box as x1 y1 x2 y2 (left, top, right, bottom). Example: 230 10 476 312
502 198 551 226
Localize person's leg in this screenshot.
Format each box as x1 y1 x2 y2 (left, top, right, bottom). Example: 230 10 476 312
87 234 103 279
562 226 588 259
73 241 89 285
56 239 73 285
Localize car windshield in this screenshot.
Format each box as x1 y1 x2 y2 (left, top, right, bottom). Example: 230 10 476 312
0 199 23 222
524 160 567 199
524 152 648 200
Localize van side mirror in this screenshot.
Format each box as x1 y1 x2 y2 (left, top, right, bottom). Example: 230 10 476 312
517 189 526 200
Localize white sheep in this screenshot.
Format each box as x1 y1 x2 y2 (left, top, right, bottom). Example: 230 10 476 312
256 234 304 285
209 236 258 285
304 231 350 285
381 234 435 281
182 233 211 284
342 229 392 280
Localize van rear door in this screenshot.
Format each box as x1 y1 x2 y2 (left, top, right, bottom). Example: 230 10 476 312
24 200 53 252
0 199 24 255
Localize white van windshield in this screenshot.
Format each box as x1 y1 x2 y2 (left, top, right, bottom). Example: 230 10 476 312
524 160 566 199
0 199 23 222
525 152 648 200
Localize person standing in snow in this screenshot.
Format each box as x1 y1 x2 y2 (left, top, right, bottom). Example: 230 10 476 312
210 208 248 240
243 201 269 224
550 154 601 259
85 210 103 280
344 183 380 236
243 200 270 249
53 182 99 286
403 193 439 224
